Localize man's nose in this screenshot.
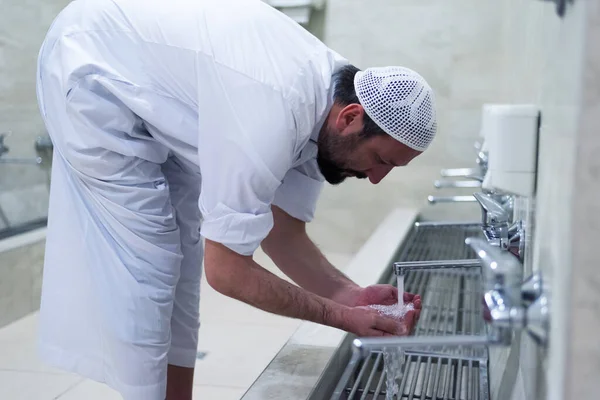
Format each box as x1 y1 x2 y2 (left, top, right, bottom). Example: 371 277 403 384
367 165 393 184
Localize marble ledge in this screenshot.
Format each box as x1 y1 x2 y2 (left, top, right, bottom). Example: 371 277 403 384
241 207 419 400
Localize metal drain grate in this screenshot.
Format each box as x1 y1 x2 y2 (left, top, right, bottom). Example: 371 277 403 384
331 221 490 400
396 223 483 262
397 266 486 360
334 266 489 400
407 268 485 341
339 351 488 400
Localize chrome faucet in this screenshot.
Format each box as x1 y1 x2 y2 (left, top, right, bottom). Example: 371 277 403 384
439 147 488 180
466 237 522 304
473 192 510 225
466 237 549 346
434 169 485 189
439 167 479 178
427 195 477 204
473 191 510 248
346 249 549 364
394 259 481 277
433 179 482 189
472 191 522 258
432 141 488 201
475 149 488 176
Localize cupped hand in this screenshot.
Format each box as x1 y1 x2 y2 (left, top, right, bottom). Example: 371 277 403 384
342 306 409 337
353 285 422 321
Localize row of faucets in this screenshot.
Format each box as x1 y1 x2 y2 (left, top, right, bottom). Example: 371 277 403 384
429 140 526 261
426 139 547 345
355 106 548 354
395 138 547 347
391 238 548 349
429 140 488 195
464 237 547 347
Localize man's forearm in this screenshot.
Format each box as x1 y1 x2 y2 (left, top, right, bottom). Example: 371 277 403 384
262 230 360 305
204 240 350 329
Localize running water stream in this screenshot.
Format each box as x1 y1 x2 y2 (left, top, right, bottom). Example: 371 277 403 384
368 275 411 399
397 274 405 307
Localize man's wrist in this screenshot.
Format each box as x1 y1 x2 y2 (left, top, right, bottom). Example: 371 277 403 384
324 300 353 332
330 283 363 307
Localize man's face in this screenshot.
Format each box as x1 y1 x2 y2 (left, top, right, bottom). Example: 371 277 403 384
316 104 422 185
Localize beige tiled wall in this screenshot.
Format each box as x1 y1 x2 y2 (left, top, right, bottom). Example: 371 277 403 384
494 0 599 399
564 2 600 398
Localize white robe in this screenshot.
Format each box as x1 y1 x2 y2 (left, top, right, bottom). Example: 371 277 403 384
35 0 348 398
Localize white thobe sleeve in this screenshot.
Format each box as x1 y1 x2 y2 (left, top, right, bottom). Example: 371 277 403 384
272 157 325 222
196 56 297 256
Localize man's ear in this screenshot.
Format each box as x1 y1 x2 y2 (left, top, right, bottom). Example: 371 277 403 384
335 104 365 134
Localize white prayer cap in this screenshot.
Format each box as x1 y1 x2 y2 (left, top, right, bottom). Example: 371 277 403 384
354 66 437 151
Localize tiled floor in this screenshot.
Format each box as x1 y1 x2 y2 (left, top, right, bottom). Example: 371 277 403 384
0 248 354 400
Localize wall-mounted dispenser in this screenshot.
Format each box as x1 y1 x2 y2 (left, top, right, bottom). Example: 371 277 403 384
481 104 540 197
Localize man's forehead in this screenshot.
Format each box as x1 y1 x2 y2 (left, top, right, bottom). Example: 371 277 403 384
374 134 419 153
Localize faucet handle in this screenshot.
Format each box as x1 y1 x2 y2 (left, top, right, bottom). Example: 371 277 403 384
476 150 488 165
520 271 543 305
465 237 523 303
473 192 510 224
466 236 516 267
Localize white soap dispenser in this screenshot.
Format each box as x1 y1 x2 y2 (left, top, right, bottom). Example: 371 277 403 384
481 104 540 197
478 103 500 187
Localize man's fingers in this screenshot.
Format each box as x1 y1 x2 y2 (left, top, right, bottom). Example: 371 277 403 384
404 310 416 329
380 300 397 306
414 298 422 311
403 292 422 306
374 315 408 336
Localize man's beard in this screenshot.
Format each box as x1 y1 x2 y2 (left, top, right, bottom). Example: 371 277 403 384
316 128 367 185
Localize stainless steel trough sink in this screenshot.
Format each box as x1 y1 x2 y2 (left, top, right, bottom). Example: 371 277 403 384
307 221 492 400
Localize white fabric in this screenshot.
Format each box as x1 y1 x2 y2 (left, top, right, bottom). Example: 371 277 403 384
35 0 347 398
354 66 437 151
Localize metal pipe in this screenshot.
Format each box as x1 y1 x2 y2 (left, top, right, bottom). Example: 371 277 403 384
414 221 481 228
394 259 481 277
0 157 42 164
353 335 496 354
465 174 484 182
427 195 477 204
434 180 482 189
440 168 478 178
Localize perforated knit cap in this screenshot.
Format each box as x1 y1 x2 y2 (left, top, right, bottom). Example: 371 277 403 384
354 66 437 151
